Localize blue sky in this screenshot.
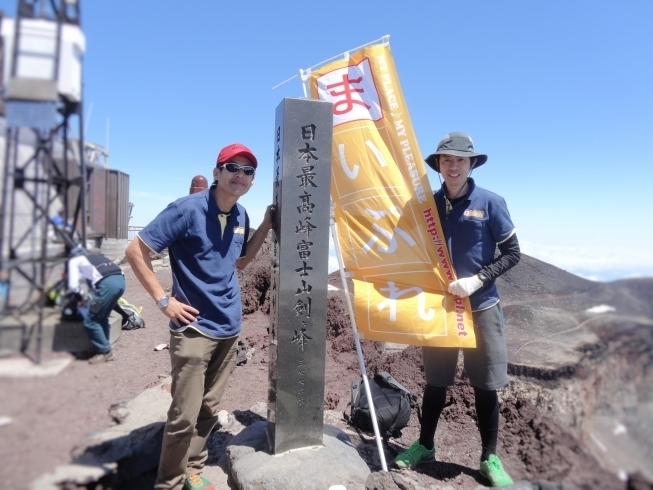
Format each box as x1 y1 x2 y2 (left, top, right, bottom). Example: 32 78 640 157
2 1 651 281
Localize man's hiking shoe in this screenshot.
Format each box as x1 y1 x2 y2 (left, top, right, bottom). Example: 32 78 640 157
88 350 115 365
183 474 215 490
479 454 514 487
393 440 435 469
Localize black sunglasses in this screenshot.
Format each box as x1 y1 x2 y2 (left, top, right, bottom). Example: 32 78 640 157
222 162 256 176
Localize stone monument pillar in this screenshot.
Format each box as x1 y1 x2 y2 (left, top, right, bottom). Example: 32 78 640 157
267 97 333 454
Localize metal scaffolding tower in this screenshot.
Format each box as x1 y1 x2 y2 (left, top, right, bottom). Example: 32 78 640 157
0 0 85 363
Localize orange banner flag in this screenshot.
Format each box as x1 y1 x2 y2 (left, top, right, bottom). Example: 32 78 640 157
307 42 475 347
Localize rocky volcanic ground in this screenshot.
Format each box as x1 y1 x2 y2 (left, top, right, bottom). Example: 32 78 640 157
0 236 652 490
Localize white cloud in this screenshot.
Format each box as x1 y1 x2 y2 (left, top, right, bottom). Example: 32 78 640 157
328 234 341 273
520 240 653 281
328 254 340 274
575 273 601 282
585 305 616 314
324 238 653 283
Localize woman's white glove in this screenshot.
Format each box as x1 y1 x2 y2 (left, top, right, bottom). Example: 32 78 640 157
448 275 484 298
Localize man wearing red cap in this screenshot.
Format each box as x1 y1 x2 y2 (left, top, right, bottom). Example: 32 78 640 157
126 143 274 490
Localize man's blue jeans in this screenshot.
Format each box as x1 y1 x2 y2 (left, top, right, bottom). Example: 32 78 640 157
84 274 125 353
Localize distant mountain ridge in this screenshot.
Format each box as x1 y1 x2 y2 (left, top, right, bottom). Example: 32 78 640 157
497 254 653 318
328 253 653 318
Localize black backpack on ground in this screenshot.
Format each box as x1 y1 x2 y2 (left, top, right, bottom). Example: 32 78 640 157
60 292 84 321
113 298 145 330
346 371 419 442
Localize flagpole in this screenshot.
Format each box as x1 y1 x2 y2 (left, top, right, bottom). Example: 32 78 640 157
273 35 391 91
330 204 388 472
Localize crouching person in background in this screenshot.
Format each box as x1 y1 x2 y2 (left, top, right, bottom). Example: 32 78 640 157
67 246 125 364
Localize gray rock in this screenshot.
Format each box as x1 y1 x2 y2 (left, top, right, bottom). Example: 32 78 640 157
71 382 171 479
366 470 458 490
30 463 116 490
497 481 579 490
108 396 134 424
533 481 580 490
500 482 534 490
365 471 400 490
236 339 254 366
227 421 370 490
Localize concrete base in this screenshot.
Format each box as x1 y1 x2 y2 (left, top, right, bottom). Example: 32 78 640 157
0 307 122 355
226 421 370 490
100 238 129 263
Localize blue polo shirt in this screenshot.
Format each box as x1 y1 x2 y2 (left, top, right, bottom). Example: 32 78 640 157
435 178 515 311
138 184 250 338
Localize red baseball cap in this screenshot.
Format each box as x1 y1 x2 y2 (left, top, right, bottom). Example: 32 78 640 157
216 143 258 168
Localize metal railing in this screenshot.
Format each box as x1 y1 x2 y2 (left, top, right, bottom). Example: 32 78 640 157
127 226 143 241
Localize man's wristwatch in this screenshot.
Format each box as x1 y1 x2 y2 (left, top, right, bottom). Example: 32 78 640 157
478 272 489 285
156 296 169 309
